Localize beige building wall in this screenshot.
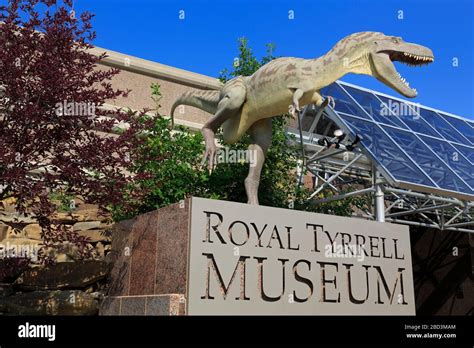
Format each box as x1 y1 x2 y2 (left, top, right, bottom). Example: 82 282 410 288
92 47 221 128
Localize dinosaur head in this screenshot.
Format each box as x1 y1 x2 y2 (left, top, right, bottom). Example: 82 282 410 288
332 32 434 98
368 33 434 98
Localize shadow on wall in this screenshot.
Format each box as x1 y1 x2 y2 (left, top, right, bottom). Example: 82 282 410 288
410 226 473 315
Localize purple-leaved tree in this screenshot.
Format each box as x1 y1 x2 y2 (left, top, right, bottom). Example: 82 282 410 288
0 0 152 263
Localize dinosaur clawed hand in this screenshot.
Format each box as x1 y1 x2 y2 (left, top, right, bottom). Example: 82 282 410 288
288 104 301 118
322 96 336 109
201 128 218 174
202 142 218 174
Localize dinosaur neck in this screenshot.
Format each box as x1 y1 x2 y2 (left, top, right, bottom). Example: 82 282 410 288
309 49 372 88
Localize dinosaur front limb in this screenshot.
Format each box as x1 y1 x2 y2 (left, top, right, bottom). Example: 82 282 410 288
201 79 246 173
288 88 304 118
201 128 218 173
315 95 336 109
245 118 272 205
312 91 336 109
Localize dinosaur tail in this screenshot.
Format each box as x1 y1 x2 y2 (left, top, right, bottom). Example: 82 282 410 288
170 89 220 127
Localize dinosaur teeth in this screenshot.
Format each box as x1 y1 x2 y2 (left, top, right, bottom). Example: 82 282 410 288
401 52 434 64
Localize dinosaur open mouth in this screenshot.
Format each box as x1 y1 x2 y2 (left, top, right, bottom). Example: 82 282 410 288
372 50 434 98
387 51 434 66
386 50 433 95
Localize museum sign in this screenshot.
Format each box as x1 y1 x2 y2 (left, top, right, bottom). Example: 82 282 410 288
187 197 415 315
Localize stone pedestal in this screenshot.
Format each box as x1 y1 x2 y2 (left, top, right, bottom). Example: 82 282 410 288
101 197 415 316
99 200 190 315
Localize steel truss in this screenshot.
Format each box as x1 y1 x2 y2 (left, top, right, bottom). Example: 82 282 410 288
290 104 474 233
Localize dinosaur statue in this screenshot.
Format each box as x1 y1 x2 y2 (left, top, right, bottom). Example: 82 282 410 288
171 32 434 205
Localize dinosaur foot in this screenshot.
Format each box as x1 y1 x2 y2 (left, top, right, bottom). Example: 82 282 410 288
245 177 260 205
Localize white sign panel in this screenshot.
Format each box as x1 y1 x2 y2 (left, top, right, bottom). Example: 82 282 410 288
187 197 415 315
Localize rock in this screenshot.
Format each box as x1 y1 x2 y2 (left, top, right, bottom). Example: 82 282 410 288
0 290 98 315
23 224 42 240
6 227 27 239
0 223 11 241
73 221 101 232
15 260 108 290
104 251 113 264
52 224 73 233
0 213 37 224
95 242 105 258
0 258 30 283
1 237 41 247
71 205 101 222
42 241 92 263
54 253 75 263
77 229 111 242
100 221 113 228
52 212 75 224
0 197 17 213
90 291 104 301
0 283 13 297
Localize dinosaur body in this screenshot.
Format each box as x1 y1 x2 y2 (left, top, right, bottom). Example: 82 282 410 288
171 32 434 204
224 58 323 143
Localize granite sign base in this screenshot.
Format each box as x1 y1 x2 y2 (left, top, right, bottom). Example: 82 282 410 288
100 294 185 316
99 200 190 316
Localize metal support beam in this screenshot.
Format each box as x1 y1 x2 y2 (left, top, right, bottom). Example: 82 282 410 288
387 190 439 226
375 183 385 222
385 218 474 234
444 220 474 228
307 148 346 163
386 203 453 218
310 187 375 205
311 174 339 192
385 187 471 208
308 153 363 200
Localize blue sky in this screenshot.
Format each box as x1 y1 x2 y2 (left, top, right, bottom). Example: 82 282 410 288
73 0 471 118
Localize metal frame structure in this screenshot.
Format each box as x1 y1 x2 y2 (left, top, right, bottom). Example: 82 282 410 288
289 85 474 233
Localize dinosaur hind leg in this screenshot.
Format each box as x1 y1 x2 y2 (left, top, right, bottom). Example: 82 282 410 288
245 118 272 205
202 78 246 172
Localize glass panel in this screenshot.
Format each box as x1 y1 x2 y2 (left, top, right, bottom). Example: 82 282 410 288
320 83 371 120
452 144 474 164
421 136 474 189
376 96 441 138
338 114 434 186
341 86 407 128
418 108 469 143
382 126 472 194
439 113 474 145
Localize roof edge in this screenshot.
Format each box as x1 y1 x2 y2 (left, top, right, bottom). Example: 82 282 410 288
90 46 222 90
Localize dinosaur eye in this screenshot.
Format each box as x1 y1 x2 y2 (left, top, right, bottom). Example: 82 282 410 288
392 37 400 43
